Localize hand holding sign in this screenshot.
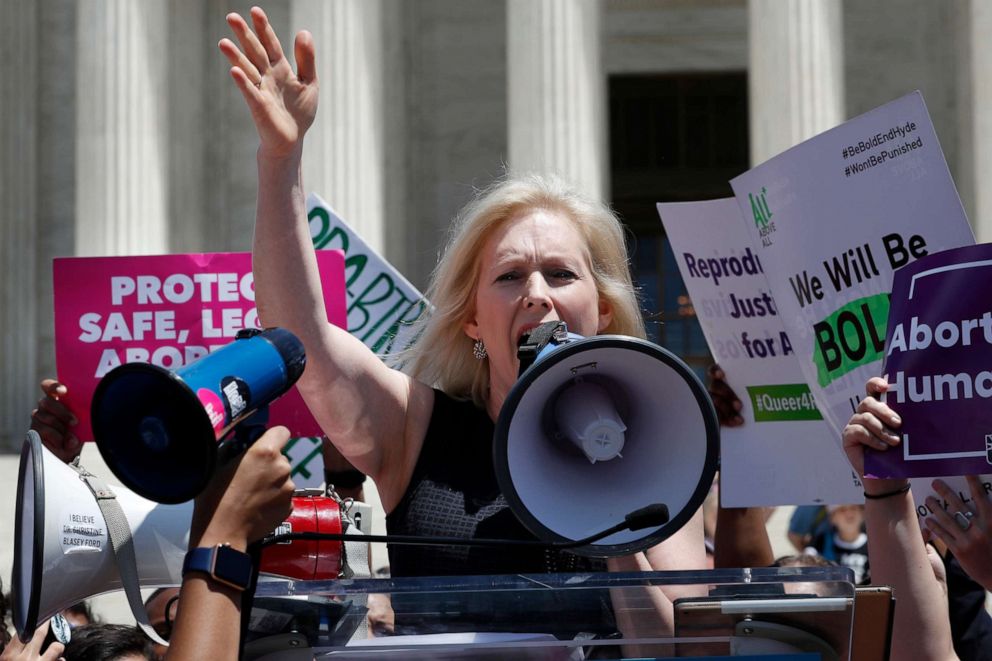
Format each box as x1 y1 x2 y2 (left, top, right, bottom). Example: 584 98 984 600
30 379 80 463
706 365 744 428
842 376 903 479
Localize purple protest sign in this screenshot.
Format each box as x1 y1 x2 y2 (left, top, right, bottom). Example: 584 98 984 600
869 243 992 478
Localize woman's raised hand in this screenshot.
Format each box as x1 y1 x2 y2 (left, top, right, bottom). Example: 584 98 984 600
219 7 318 158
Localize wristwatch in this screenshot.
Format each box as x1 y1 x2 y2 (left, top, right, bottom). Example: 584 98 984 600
182 544 253 591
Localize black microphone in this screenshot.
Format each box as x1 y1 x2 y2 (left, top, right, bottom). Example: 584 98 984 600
259 503 669 552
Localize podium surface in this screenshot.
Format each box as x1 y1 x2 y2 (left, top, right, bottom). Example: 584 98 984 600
247 567 866 659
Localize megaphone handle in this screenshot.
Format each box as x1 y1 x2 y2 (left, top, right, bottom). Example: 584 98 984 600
238 541 263 661
226 407 270 456
516 320 568 376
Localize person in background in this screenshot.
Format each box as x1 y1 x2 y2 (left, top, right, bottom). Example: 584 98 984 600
39 602 98 656
925 479 992 658
59 603 95 631
804 504 870 584
849 384 992 660
0 620 64 661
144 589 179 660
787 505 829 552
704 365 776 569
61 624 154 661
922 475 992 592
30 379 78 463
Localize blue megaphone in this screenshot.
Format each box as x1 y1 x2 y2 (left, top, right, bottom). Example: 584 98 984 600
91 327 305 503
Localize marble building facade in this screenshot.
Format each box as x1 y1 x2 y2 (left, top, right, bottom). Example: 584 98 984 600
1 0 989 448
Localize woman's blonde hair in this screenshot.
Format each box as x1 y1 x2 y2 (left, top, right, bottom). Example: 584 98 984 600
408 173 645 408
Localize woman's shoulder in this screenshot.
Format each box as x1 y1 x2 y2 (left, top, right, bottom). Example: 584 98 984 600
430 388 486 421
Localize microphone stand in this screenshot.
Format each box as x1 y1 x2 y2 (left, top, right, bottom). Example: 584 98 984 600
243 503 669 656
259 503 670 551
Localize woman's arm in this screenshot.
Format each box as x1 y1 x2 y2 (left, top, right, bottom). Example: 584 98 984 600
607 552 675 657
843 377 958 661
219 9 431 509
713 506 775 569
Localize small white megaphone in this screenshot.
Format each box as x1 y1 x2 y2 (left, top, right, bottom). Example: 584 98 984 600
12 431 192 641
494 322 719 557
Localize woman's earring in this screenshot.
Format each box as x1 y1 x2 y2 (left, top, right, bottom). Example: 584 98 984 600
473 339 487 360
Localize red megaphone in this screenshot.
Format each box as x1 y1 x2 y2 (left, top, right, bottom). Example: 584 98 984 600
260 493 343 580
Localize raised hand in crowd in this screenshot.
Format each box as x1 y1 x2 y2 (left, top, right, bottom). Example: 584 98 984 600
924 475 992 592
30 379 80 463
166 426 295 660
0 620 64 661
843 376 958 661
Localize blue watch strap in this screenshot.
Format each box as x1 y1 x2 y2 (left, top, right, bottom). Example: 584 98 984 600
182 544 253 591
182 547 214 576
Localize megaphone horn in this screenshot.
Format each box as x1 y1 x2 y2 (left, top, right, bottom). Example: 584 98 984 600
12 432 361 643
12 431 192 642
90 327 306 503
495 327 719 557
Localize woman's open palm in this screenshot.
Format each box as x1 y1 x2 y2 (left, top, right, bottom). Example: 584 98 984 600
219 7 318 158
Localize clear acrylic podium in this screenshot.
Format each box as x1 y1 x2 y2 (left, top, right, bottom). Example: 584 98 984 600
245 567 875 660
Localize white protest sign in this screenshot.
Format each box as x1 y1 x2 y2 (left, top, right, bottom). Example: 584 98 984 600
730 91 975 442
307 193 428 363
659 198 862 506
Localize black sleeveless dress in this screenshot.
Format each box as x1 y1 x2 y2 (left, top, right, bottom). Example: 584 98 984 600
386 389 604 577
382 391 620 651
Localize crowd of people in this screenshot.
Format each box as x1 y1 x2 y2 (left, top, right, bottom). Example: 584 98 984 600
2 6 992 660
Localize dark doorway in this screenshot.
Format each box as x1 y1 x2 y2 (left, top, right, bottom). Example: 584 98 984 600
609 72 749 378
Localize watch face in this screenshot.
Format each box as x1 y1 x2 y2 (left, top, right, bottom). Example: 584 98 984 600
213 545 254 589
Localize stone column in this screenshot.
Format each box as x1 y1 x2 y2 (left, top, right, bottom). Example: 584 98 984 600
507 0 606 201
966 0 992 241
75 0 169 256
748 0 844 164
290 0 387 252
0 2 38 446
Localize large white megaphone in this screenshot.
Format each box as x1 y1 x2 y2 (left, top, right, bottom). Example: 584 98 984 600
11 432 360 643
12 431 191 640
494 323 719 557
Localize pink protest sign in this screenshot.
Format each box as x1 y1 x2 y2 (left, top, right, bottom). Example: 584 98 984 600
53 251 346 441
